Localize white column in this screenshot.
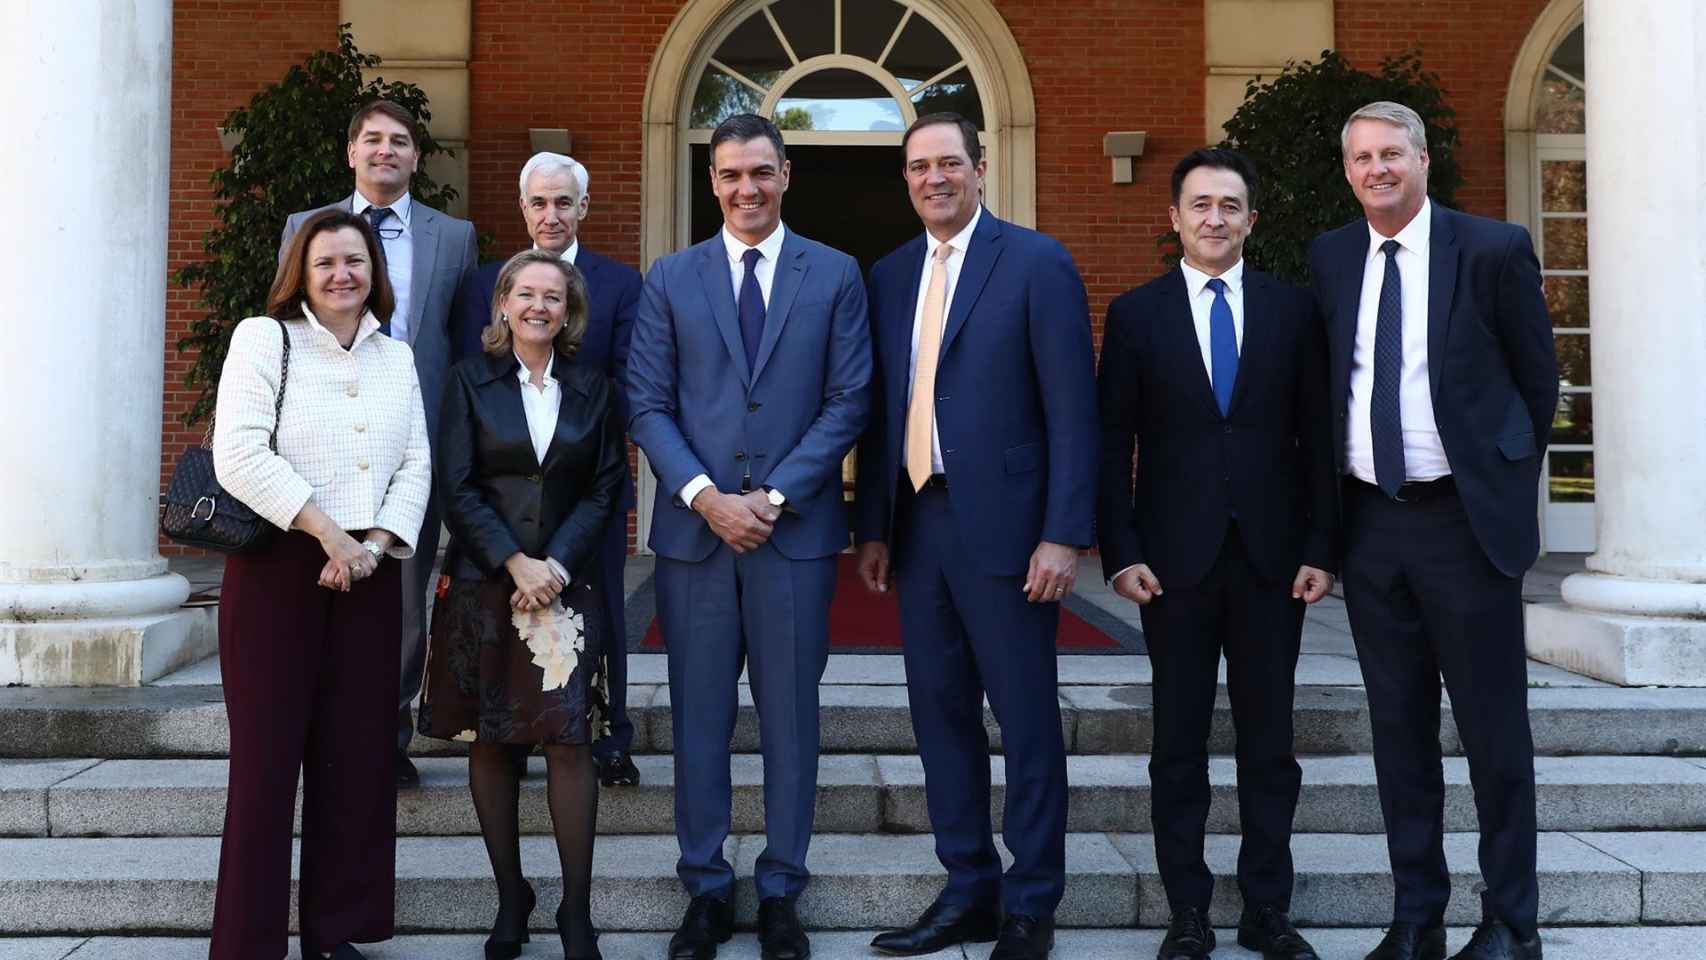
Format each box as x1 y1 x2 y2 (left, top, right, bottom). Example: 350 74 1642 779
1526 0 1706 684
0 0 209 685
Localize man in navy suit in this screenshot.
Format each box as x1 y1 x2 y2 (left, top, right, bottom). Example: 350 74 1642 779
281 99 478 788
1098 148 1336 960
856 112 1097 960
1309 102 1557 960
451 152 644 786
627 113 871 960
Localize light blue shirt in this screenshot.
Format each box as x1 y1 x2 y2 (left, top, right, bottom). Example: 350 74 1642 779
353 190 415 343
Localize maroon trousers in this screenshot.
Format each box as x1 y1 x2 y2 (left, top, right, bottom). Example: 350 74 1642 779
210 532 401 959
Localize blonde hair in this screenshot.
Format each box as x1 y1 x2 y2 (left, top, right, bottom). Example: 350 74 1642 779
481 250 589 358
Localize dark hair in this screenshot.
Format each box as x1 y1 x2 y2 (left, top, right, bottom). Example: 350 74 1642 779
481 250 590 359
1171 147 1259 209
347 99 420 145
268 209 395 323
709 113 787 165
902 112 983 164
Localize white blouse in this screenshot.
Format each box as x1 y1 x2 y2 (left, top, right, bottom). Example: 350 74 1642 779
212 307 431 557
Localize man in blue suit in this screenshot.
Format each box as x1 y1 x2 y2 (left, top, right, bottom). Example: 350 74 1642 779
281 99 478 788
627 113 871 960
1098 148 1336 960
451 152 644 786
1309 102 1557 960
855 112 1098 960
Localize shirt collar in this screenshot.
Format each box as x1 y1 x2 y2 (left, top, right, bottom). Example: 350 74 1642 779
722 222 786 267
1179 258 1245 299
300 303 381 347
531 239 579 265
925 205 983 260
514 350 558 387
352 190 413 226
1367 196 1431 258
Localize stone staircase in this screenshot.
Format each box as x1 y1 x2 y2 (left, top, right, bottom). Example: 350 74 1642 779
4 564 1706 958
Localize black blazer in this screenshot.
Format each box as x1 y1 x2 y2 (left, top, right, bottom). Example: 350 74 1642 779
1097 267 1337 590
437 350 625 582
1309 203 1558 577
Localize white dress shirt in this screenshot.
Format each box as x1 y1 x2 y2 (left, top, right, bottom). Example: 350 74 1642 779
352 190 415 344
213 306 431 557
1345 198 1451 484
515 352 571 585
1179 258 1246 376
536 239 579 267
677 223 789 508
905 205 983 474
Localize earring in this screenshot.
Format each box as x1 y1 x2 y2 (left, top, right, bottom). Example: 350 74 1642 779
500 313 509 324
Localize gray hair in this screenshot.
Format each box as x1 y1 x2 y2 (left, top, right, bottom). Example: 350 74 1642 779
1340 101 1428 157
518 152 589 200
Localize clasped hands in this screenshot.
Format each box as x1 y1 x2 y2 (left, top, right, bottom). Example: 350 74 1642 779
1112 563 1335 606
315 529 391 591
692 488 782 554
506 552 566 612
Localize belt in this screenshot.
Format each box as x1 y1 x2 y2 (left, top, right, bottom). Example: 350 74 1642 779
1347 474 1456 503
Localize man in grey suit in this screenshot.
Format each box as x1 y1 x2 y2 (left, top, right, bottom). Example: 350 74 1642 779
626 113 871 960
280 99 479 787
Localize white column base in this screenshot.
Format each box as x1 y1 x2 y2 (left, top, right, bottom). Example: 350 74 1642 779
0 603 215 687
1526 602 1706 687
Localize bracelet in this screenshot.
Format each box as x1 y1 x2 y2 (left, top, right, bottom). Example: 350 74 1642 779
361 539 383 561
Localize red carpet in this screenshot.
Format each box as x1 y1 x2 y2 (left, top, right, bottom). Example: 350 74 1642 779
639 554 1130 652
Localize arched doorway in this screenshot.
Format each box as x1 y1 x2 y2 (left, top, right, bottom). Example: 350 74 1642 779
634 0 1036 549
1507 0 1591 552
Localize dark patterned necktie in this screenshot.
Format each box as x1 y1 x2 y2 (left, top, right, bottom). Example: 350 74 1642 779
1206 277 1237 416
365 206 394 336
738 247 765 369
1372 239 1406 497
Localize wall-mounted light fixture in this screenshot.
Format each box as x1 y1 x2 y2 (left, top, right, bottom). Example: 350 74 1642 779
217 126 244 152
1103 131 1147 184
529 128 573 155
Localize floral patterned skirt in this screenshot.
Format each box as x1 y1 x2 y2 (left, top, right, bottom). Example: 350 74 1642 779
419 576 610 745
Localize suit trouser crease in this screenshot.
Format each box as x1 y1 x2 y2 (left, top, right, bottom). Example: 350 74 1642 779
1341 482 1539 934
1140 521 1304 914
659 541 834 901
893 483 1069 917
211 532 400 960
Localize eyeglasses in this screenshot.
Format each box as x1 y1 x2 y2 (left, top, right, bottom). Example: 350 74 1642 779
373 225 404 241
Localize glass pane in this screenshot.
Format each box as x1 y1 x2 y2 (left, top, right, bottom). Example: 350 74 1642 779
768 0 833 60
912 67 984 128
1556 332 1591 388
1541 160 1587 212
690 69 766 128
1544 275 1589 329
885 12 958 88
1549 25 1584 79
1549 450 1594 503
715 12 792 81
1552 392 1593 445
775 69 904 131
1536 75 1585 134
844 0 907 61
1543 217 1588 270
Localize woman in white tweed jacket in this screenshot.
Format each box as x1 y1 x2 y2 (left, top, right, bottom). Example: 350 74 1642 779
208 208 430 960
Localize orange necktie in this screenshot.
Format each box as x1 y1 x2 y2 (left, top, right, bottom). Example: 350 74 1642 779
906 244 953 491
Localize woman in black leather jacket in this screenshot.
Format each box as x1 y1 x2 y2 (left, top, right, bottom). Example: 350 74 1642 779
420 249 623 960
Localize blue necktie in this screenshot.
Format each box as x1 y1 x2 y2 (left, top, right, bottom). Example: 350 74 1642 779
1372 239 1407 498
365 206 394 336
738 247 765 370
1207 277 1237 417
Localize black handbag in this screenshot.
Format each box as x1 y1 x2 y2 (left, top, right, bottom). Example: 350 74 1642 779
161 318 291 553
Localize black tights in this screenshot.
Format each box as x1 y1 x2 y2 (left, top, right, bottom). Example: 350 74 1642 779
469 741 599 952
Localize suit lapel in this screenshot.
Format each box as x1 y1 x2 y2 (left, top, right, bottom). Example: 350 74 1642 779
1229 270 1270 414
695 239 750 385
408 204 440 345
751 233 808 384
1164 270 1221 417
1426 204 1458 403
1331 225 1368 403
940 210 1001 357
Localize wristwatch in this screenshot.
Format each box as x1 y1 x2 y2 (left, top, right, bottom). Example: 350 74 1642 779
765 487 786 508
361 539 384 561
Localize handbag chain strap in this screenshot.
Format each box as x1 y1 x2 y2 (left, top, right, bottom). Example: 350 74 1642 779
200 317 292 451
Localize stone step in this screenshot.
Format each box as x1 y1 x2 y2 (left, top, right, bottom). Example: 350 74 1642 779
6 683 1706 760
0 831 1687 933
9 754 1706 839
11 927 1706 960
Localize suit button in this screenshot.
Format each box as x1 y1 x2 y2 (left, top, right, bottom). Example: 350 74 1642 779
528 473 542 483
735 452 746 461
358 461 370 471
346 384 359 398
354 423 367 433
1223 425 1233 434
748 402 761 412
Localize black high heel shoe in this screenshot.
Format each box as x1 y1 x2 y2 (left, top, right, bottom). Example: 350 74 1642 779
557 901 603 960
484 882 536 960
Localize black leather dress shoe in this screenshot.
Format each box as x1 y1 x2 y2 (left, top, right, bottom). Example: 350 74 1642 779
395 752 420 789
758 896 811 960
596 750 641 786
1366 922 1447 960
668 894 733 960
988 913 1053 960
1158 906 1215 959
1237 906 1320 960
1449 918 1541 960
870 897 1001 955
